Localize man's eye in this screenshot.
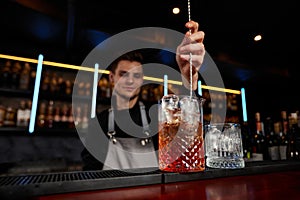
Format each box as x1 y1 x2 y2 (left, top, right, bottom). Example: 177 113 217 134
134 73 142 78
119 72 127 77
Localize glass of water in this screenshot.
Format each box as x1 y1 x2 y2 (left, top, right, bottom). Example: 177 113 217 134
204 123 245 169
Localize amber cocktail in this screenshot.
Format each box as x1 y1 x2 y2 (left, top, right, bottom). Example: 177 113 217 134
158 95 205 173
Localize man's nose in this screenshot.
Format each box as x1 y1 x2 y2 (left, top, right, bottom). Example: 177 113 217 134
125 75 134 84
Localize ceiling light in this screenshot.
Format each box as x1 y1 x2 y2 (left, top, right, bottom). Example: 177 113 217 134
173 7 180 14
254 34 262 41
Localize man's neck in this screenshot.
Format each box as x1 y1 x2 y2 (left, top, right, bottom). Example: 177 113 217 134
115 95 138 110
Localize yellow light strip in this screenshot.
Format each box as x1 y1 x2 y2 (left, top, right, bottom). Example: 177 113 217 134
144 76 163 83
43 60 93 72
0 54 38 64
0 53 240 94
202 85 241 94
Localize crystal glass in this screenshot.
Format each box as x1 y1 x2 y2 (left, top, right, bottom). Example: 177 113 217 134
205 123 245 169
158 94 205 173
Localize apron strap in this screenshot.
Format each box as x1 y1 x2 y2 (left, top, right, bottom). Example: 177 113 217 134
139 101 150 136
107 108 116 143
108 101 151 143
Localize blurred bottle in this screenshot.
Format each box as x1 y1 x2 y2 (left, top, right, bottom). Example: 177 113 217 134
45 100 54 128
37 102 47 128
0 104 5 127
29 66 36 90
287 113 300 160
280 111 289 135
49 72 58 94
252 112 266 161
85 82 91 96
277 110 288 160
65 80 72 96
53 105 61 129
16 100 27 127
67 105 75 129
11 62 22 89
74 106 82 128
264 116 273 160
77 81 86 96
241 121 252 160
41 70 51 93
57 76 66 95
141 86 148 101
60 104 69 128
0 60 12 88
81 104 89 131
269 122 280 160
24 100 32 127
19 63 31 90
3 106 16 127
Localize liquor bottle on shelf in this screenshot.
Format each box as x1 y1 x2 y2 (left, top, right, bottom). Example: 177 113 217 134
53 105 62 129
49 72 58 94
287 113 300 160
45 100 54 128
11 62 22 89
19 62 31 90
67 105 75 129
251 112 267 161
0 104 5 127
85 82 92 96
269 122 280 160
280 111 289 135
81 104 89 132
0 60 12 88
141 87 148 101
60 104 69 128
16 100 27 127
99 77 108 98
77 81 86 96
57 76 66 95
241 121 252 160
65 80 72 96
37 102 46 128
29 66 36 90
3 106 16 127
278 111 288 160
74 106 82 128
24 100 32 126
264 116 275 160
41 70 51 93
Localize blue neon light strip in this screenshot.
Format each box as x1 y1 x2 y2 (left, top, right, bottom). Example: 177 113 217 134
198 80 202 96
28 54 43 133
164 75 168 96
91 63 99 118
241 88 248 122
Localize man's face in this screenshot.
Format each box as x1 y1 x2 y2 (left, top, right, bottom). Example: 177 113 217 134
110 60 144 99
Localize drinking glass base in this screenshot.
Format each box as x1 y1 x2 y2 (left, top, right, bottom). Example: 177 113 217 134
206 157 245 169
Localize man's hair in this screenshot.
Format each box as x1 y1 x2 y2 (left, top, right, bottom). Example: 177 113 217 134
109 50 144 74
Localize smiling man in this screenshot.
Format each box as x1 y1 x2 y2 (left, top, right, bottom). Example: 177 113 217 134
81 20 206 170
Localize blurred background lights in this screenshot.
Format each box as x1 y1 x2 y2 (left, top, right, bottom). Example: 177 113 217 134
172 7 180 14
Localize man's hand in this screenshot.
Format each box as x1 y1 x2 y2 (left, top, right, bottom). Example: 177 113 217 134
176 20 205 90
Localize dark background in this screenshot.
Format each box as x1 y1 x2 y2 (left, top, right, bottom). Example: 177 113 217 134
0 0 299 122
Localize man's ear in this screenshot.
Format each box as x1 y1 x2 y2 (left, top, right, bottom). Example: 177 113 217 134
109 72 114 83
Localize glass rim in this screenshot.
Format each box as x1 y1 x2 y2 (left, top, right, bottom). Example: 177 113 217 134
205 123 240 127
161 94 206 102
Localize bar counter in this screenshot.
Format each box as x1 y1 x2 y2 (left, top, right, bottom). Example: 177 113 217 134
1 160 300 200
